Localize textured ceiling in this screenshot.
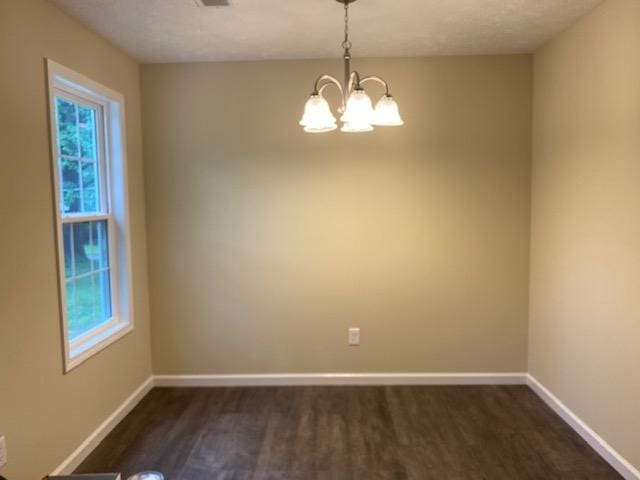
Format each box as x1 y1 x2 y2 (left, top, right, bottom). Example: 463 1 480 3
50 0 603 63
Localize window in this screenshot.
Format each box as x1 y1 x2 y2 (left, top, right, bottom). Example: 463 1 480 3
47 60 134 371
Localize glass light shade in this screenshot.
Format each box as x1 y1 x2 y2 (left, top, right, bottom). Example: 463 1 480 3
372 95 404 126
304 124 338 133
340 122 374 133
300 95 337 133
340 89 375 127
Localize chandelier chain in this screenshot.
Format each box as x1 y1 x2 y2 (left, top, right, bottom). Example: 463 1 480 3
342 2 352 51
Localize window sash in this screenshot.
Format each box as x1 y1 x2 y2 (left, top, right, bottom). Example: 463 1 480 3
54 89 110 217
62 216 119 342
62 213 111 223
69 313 119 352
60 214 125 366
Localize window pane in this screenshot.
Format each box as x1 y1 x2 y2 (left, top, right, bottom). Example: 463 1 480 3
95 270 112 321
66 220 109 275
81 161 99 212
78 106 97 160
56 97 102 215
90 220 110 270
64 219 112 341
61 159 81 214
72 222 92 276
63 224 73 278
56 97 79 157
68 271 112 340
65 279 76 327
71 275 93 338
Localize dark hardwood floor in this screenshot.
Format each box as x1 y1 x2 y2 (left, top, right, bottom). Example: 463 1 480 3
76 385 622 479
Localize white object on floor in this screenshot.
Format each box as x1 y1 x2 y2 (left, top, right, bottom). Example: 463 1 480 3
127 472 164 480
0 435 7 468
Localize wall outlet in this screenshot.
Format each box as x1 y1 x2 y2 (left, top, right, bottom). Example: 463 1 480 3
0 435 7 469
348 327 360 346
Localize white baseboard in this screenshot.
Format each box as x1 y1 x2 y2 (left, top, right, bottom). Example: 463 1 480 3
526 375 639 480
153 372 527 387
51 376 154 476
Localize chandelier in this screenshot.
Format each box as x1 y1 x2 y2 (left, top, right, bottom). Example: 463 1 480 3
299 0 404 133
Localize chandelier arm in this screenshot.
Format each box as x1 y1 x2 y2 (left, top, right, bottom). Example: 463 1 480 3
318 82 340 97
313 74 343 95
313 74 346 111
347 71 361 94
359 75 391 96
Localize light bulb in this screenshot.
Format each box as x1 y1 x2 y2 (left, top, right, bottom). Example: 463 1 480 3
300 94 337 133
341 89 374 129
372 95 404 126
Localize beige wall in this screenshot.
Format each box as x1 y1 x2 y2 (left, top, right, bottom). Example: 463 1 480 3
142 56 532 375
0 1 152 479
530 0 640 471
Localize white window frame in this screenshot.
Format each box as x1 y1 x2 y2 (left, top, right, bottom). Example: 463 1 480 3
47 59 135 372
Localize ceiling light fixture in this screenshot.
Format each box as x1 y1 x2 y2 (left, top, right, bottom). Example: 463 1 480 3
299 0 404 133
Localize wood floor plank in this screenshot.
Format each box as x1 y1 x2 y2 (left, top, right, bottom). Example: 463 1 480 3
75 386 623 479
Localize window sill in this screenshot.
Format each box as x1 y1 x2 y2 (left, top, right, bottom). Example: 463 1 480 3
66 321 133 373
